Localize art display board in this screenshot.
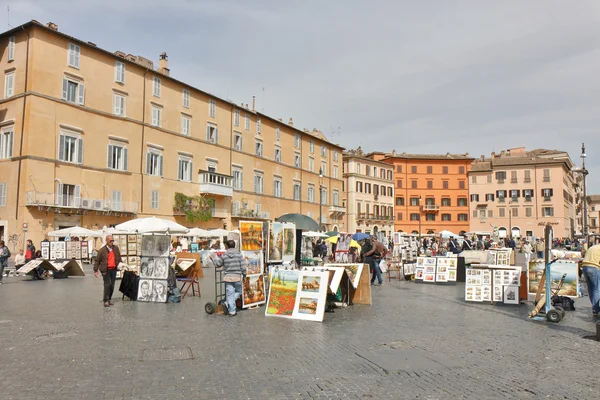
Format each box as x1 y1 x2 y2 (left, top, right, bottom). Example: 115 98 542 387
436 257 458 282
242 274 266 308
112 234 143 268
240 221 264 251
266 269 299 318
39 259 85 276
268 222 284 262
322 263 371 305
486 248 512 266
334 251 349 263
302 266 345 293
466 265 522 304
292 270 329 322
137 235 171 303
18 259 52 275
137 279 168 302
527 259 579 299
417 257 437 283
336 233 352 252
40 241 50 260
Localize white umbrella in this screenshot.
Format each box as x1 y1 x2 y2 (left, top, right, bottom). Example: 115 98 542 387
187 228 211 237
302 231 328 238
48 226 102 237
114 216 189 234
207 228 230 237
438 230 456 239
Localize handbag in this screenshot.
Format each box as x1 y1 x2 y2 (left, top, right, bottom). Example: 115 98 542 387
379 259 388 273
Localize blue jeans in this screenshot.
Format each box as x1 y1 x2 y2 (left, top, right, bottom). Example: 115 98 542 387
371 258 383 285
537 251 543 259
225 281 243 314
583 266 600 314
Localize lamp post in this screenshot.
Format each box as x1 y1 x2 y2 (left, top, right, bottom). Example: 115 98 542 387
319 168 323 231
418 195 422 252
582 143 589 246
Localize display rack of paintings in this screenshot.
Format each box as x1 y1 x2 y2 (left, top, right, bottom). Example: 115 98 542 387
282 223 296 262
81 241 89 260
337 264 364 289
137 235 171 303
527 259 579 299
417 257 437 283
466 265 522 304
40 241 50 260
240 221 264 252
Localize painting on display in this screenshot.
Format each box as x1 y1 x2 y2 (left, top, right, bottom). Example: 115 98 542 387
340 264 364 289
282 224 296 262
127 234 137 243
190 243 199 253
423 273 436 283
137 279 154 302
118 235 127 251
334 251 349 263
140 256 169 279
465 285 475 301
486 251 497 265
314 265 346 293
141 235 171 257
336 233 352 252
240 221 264 251
242 274 266 308
493 285 503 302
128 242 137 255
301 236 314 260
41 242 50 260
496 250 510 266
435 264 448 282
268 222 284 262
243 251 263 275
393 232 402 245
528 260 578 298
415 268 424 280
292 270 329 322
81 241 88 259
266 269 299 318
503 285 519 304
481 285 491 301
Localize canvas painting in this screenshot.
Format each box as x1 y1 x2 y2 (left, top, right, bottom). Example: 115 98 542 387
415 268 424 280
337 233 352 251
282 224 296 261
448 269 457 281
307 266 345 293
424 264 436 274
292 270 329 322
243 251 263 275
240 221 264 251
176 259 196 273
437 258 451 267
141 235 171 257
486 251 497 265
266 269 299 317
503 285 519 304
41 245 50 260
227 231 241 250
268 222 284 262
423 273 436 283
393 232 401 245
128 256 137 265
528 260 578 298
137 279 154 302
242 274 266 308
341 264 364 289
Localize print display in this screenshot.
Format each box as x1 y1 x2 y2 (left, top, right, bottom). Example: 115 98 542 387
282 224 296 262
496 250 510 266
503 285 519 304
243 251 263 275
240 221 264 251
138 234 171 303
528 260 579 298
335 251 349 263
292 270 329 322
141 235 170 257
137 279 154 302
242 274 266 308
465 266 522 304
304 266 345 293
266 269 299 317
140 256 169 279
268 222 284 262
337 233 352 251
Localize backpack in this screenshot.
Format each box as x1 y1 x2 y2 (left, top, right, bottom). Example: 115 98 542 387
552 295 575 311
0 246 9 260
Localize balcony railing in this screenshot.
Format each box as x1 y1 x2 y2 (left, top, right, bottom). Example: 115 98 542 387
26 191 138 214
543 177 551 182
199 171 233 197
498 198 505 203
231 207 270 220
510 197 519 203
544 196 552 202
329 205 347 215
422 205 440 211
357 213 394 221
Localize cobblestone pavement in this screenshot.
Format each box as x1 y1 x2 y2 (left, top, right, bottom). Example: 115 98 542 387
1 262 599 400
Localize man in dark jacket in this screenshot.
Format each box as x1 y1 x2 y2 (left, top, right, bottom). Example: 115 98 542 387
213 240 247 316
93 235 122 307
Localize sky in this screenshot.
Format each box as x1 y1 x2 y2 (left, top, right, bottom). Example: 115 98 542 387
4 0 600 191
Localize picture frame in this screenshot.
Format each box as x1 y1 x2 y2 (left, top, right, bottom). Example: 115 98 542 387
503 285 519 305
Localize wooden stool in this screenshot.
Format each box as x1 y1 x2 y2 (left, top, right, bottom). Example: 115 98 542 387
179 266 201 299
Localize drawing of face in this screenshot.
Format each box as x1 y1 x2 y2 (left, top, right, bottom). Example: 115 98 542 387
140 282 150 296
155 282 165 296
155 259 166 276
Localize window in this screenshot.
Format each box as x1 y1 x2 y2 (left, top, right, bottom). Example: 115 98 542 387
178 157 193 182
410 213 420 221
425 197 435 206
245 114 250 130
441 198 451 207
152 76 161 97
495 171 506 182
457 198 467 207
511 170 517 183
206 124 218 143
333 166 338 179
427 181 433 189
365 183 371 194
61 77 85 105
233 133 242 151
470 194 480 202
254 174 264 194
459 181 465 189
488 210 494 217
442 213 451 221
426 214 436 221
543 169 550 182
0 183 6 206
309 141 314 153
294 134 300 148
333 190 339 206
151 106 161 127
0 127 14 159
255 141 263 157
58 132 83 164
525 207 532 217
107 143 128 171
151 190 159 209
396 165 402 173
232 169 243 190
411 166 417 173
273 178 282 198
542 188 553 198
510 189 520 199
115 61 125 83
442 181 448 189
321 145 326 157
256 118 261 134
511 208 518 217
542 207 554 217
411 180 417 189
356 181 363 192
356 163 361 174
294 152 300 168
487 174 492 183
478 209 486 218
387 187 392 196
356 202 362 215
522 189 533 201
145 150 164 176
457 214 468 221
485 193 495 201
56 183 80 207
178 115 191 136
293 182 301 200
113 93 126 117
387 170 392 180
424 165 432 174
68 43 80 68
321 188 327 205
471 176 477 184
111 190 122 211
443 166 448 174
183 89 190 108
497 190 507 202
209 100 216 118
4 72 14 98
308 157 314 172
499 208 506 217
333 151 338 162
234 110 240 126
274 147 282 163
7 36 15 61
396 212 403 220
321 161 327 175
308 185 315 202
410 197 419 206
276 126 280 141
459 166 465 174
524 170 531 183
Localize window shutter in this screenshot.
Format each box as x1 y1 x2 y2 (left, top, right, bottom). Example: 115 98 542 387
123 148 128 171
145 152 151 174
58 135 65 161
62 78 68 100
8 37 15 61
550 189 554 196
55 182 63 205
122 97 126 116
158 155 164 176
107 144 113 168
77 83 85 105
74 185 81 207
7 131 13 157
113 95 118 115
77 138 83 164
188 161 193 181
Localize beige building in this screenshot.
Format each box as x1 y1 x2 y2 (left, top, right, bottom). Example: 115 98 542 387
589 195 600 235
468 148 576 239
0 20 345 247
342 148 394 237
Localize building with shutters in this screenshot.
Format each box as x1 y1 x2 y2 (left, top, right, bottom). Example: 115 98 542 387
468 148 577 239
0 20 345 246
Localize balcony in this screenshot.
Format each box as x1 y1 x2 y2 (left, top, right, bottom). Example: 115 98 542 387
199 171 233 197
422 205 440 211
329 205 347 216
357 213 394 221
498 198 505 203
26 191 138 215
544 196 552 202
524 197 532 202
510 197 519 203
231 207 270 220
543 177 551 182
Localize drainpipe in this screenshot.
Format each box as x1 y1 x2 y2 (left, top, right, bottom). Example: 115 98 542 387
15 26 31 220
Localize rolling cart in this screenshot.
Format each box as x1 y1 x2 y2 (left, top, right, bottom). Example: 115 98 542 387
204 267 242 315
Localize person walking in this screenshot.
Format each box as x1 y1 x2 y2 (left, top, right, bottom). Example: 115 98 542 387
25 240 36 263
535 239 544 259
582 244 600 317
213 240 247 316
93 235 122 307
0 240 10 284
523 240 533 267
366 236 387 286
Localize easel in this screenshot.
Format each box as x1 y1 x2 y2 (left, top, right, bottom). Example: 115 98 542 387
180 264 201 299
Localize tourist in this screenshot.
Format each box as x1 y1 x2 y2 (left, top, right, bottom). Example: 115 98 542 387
93 235 123 307
212 240 247 316
366 236 387 286
448 237 461 254
581 243 600 317
14 250 26 270
0 240 10 284
535 239 544 259
25 240 36 263
523 240 533 266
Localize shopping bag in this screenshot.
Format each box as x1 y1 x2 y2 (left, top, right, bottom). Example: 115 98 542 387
379 259 388 273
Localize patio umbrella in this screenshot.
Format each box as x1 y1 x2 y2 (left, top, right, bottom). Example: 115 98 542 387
207 228 230 237
187 228 211 237
324 231 339 237
302 231 329 238
115 216 189 234
352 232 370 241
438 230 456 239
48 226 102 237
276 213 320 231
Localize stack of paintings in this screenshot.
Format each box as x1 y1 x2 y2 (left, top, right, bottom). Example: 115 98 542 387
137 235 170 303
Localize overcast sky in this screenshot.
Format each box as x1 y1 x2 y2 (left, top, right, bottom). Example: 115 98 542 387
6 0 600 191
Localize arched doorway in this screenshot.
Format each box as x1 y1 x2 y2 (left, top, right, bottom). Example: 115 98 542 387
459 230 466 236
498 227 507 239
411 230 419 234
511 227 520 238
427 230 435 234
373 226 379 235
332 225 339 233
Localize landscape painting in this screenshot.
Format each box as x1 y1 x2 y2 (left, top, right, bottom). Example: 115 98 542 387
293 270 329 322
242 274 266 308
341 264 364 289
265 269 299 317
268 222 284 262
309 266 345 292
297 298 318 315
301 275 321 292
243 251 263 275
240 221 264 251
528 260 579 298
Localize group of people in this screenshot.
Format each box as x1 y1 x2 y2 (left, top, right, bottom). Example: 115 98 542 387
1 240 45 282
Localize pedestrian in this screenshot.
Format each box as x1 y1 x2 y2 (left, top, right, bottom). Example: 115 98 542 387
523 240 533 266
212 239 247 316
25 239 36 263
581 244 600 317
0 240 10 284
432 239 438 256
15 250 26 270
93 235 122 307
365 236 387 286
535 239 544 259
448 237 460 254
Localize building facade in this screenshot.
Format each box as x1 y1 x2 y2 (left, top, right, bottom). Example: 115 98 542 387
0 21 345 247
588 195 600 235
342 148 394 238
468 148 576 239
370 152 473 235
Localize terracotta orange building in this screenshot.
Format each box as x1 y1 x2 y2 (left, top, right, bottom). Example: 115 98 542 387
372 152 474 235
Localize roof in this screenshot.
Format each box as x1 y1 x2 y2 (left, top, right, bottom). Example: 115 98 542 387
589 194 600 202
470 148 573 173
343 151 394 167
4 20 343 150
381 153 475 161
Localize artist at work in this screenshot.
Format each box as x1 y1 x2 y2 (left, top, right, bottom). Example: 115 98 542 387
212 240 247 316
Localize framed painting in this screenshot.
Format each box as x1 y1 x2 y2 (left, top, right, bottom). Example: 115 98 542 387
141 235 171 257
266 269 299 318
415 268 424 280
242 274 266 308
292 270 329 322
423 273 436 283
336 233 352 252
282 223 296 262
503 285 519 304
528 260 578 298
341 264 364 289
243 251 263 275
306 266 345 293
137 279 154 302
267 222 284 263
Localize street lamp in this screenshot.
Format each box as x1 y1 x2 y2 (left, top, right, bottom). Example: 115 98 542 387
319 168 323 231
582 143 589 246
418 195 422 252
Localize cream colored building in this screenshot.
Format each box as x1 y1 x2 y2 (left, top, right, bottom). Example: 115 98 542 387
468 148 576 239
588 195 600 235
343 148 394 238
0 21 345 248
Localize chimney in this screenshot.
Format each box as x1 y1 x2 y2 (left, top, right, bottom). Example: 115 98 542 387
288 118 294 126
158 52 169 76
46 22 58 31
252 96 255 111
245 104 249 109
114 51 127 58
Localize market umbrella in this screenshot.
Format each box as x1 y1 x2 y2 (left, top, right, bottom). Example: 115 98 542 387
302 231 329 238
324 231 338 237
438 230 456 239
207 228 230 237
48 226 102 237
187 228 211 237
276 213 320 231
352 232 370 241
115 216 189 234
